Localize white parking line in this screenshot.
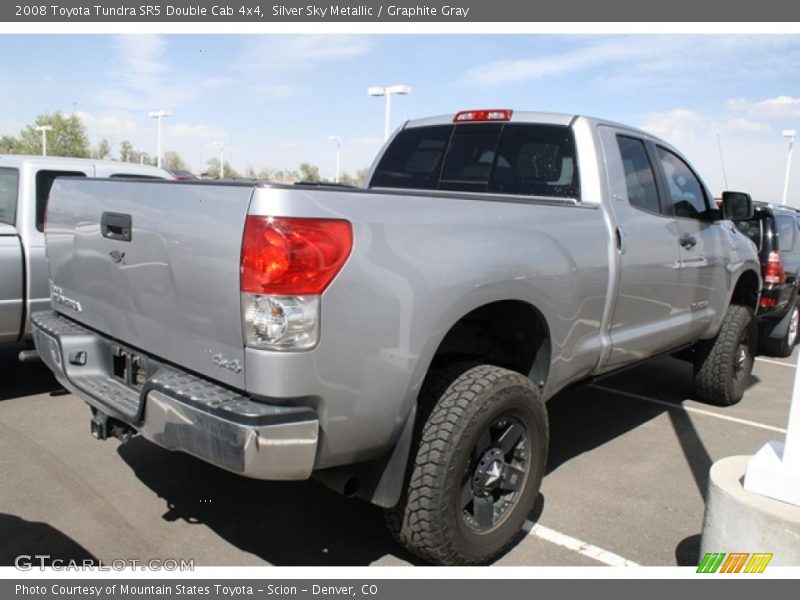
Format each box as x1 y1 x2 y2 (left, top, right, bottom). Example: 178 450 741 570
590 385 788 434
523 521 640 567
755 356 796 369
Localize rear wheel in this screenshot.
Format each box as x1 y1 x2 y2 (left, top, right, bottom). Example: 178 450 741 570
693 304 755 406
763 303 799 358
385 363 548 565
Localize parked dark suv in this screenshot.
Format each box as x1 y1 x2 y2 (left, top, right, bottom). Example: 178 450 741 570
735 202 800 356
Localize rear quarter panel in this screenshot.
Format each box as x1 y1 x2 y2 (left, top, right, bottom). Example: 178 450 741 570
245 187 611 468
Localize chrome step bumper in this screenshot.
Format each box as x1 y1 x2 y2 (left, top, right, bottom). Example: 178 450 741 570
31 311 319 480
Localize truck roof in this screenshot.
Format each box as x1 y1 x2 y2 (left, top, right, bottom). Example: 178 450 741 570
0 154 171 177
403 110 672 148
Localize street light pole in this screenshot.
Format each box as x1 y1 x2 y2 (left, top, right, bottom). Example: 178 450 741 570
368 84 411 141
35 125 52 156
213 142 225 179
782 129 796 206
328 135 341 183
148 110 171 168
384 94 392 141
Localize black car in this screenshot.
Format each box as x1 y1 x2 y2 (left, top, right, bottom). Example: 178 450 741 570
735 202 800 356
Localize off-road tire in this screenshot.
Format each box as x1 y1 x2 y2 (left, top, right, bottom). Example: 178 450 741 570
694 304 755 406
385 363 548 565
763 303 799 358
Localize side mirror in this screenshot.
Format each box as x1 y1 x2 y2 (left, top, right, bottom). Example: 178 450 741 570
721 191 754 221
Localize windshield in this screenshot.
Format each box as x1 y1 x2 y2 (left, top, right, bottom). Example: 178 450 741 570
0 168 19 226
370 123 580 199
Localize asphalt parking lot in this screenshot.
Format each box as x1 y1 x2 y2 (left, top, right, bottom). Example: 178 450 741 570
0 342 793 567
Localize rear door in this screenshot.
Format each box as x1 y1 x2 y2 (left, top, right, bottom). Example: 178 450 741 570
598 127 683 369
0 167 22 342
45 179 255 389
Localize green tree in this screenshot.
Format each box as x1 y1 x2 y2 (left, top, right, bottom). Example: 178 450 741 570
92 139 112 160
355 167 370 186
204 157 241 179
298 162 321 182
16 112 90 157
119 140 135 162
0 135 19 154
274 169 300 183
133 150 156 166
329 167 368 186
119 142 156 166
163 150 188 171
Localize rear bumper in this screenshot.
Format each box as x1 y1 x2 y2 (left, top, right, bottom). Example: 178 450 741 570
31 311 319 480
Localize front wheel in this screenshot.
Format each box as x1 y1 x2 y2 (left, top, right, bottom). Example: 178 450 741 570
385 364 548 565
693 304 755 406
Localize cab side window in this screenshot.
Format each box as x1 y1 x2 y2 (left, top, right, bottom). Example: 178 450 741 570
656 147 710 220
616 136 660 214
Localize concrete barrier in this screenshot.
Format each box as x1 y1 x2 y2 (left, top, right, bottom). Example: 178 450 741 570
700 455 800 566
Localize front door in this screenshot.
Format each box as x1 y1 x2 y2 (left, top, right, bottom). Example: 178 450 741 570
653 145 726 344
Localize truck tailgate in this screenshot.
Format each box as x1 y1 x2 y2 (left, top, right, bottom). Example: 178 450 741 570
45 179 254 389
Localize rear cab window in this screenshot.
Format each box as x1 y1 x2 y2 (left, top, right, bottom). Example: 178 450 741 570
0 168 19 226
36 170 87 232
370 123 580 199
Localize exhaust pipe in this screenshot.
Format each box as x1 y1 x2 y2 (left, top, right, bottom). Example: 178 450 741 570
313 469 361 498
18 349 41 363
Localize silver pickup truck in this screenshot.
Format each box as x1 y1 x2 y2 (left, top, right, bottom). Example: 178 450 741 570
0 155 171 351
32 110 760 565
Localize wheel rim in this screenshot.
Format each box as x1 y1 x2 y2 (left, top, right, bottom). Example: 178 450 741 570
788 308 799 347
733 327 752 382
460 416 530 534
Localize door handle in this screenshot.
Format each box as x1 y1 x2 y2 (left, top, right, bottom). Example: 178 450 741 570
615 227 626 254
101 212 132 242
679 233 697 249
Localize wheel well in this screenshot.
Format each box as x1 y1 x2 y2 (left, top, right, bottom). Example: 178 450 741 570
731 270 760 311
431 300 551 388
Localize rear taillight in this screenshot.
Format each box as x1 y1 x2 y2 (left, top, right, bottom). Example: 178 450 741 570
760 296 777 308
453 109 513 123
764 251 786 286
241 216 352 295
240 216 352 351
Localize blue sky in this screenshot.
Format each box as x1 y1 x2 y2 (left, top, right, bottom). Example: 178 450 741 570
1 34 800 200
